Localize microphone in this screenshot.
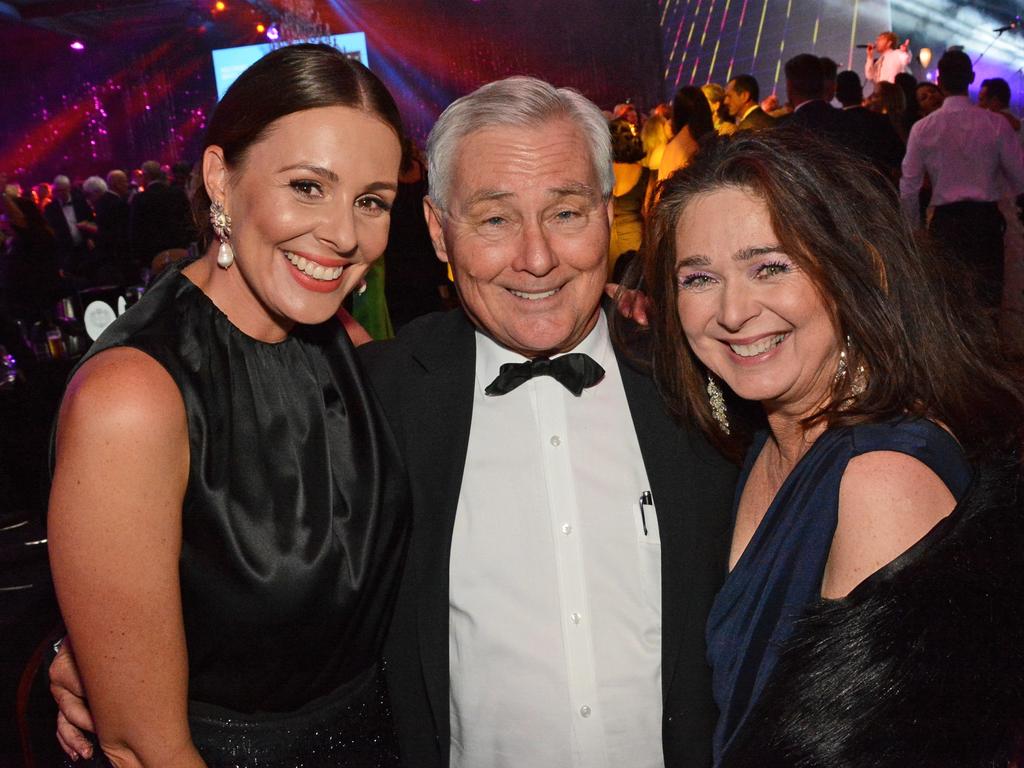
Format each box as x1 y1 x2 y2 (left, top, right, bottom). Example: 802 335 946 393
855 44 872 49
994 17 1020 33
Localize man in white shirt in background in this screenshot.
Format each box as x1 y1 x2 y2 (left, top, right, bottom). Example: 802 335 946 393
900 49 1024 307
864 31 911 90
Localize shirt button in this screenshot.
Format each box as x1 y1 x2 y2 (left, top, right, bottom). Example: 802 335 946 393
561 523 572 535
570 612 582 624
580 705 592 718
550 435 561 447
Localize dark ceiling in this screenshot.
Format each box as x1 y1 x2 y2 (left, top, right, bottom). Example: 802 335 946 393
3 0 206 39
0 0 326 50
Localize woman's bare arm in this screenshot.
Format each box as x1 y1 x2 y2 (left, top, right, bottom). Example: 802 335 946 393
823 450 958 599
48 347 204 767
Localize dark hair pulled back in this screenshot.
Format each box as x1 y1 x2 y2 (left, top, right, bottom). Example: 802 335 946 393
193 43 404 247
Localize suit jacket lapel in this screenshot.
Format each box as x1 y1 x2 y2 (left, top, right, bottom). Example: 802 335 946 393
406 310 477 758
616 348 696 703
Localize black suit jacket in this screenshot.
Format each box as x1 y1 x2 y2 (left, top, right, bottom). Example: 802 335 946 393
839 106 905 176
43 193 93 269
128 181 194 268
737 106 775 131
359 309 737 768
93 191 130 258
779 100 850 145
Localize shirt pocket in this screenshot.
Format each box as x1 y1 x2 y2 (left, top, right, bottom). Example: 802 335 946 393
634 499 662 612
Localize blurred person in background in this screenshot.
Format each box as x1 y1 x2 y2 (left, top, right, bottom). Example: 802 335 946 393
659 85 715 182
609 116 649 275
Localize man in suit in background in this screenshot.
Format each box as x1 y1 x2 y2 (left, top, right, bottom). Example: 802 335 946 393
364 77 736 768
85 171 134 284
835 70 905 177
723 74 775 130
43 174 94 275
128 160 194 274
780 54 849 145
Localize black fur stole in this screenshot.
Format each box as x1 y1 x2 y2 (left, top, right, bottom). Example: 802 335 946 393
721 459 1024 768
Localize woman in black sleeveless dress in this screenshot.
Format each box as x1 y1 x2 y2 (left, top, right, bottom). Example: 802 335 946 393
48 44 410 766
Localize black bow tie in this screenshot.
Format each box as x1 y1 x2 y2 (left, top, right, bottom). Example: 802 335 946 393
485 353 605 397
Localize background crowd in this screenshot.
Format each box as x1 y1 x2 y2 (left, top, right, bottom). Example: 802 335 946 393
3 37 1023 360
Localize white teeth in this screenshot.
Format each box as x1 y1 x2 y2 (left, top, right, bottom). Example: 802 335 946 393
510 288 559 300
283 251 344 281
730 334 787 357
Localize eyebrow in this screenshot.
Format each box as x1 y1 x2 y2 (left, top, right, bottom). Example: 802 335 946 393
277 163 398 193
463 182 598 208
676 244 784 268
278 163 339 182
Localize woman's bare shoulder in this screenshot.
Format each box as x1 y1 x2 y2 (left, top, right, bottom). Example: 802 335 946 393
58 347 185 438
824 451 957 598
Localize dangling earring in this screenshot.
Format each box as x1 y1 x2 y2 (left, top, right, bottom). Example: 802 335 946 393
209 200 234 269
706 374 731 434
835 335 866 396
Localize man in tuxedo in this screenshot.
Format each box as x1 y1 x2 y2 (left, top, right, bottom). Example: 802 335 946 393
49 77 736 768
723 74 774 130
362 77 735 768
43 174 94 274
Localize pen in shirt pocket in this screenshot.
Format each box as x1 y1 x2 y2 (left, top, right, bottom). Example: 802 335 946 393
638 490 653 536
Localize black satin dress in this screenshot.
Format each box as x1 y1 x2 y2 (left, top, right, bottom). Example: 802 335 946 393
67 262 410 766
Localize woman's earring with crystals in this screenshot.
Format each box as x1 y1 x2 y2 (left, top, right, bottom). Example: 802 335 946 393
706 374 730 434
209 200 234 269
835 335 866 396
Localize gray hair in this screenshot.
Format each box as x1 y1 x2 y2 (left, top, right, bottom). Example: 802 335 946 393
82 176 107 196
52 174 71 189
426 76 614 211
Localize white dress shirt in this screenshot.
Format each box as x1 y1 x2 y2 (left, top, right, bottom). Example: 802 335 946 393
448 313 664 768
900 95 1024 227
864 48 911 86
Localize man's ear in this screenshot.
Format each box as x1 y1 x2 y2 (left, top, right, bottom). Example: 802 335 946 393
203 146 229 209
423 196 450 264
605 196 615 232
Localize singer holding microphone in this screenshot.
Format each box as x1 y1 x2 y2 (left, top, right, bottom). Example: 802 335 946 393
863 31 911 89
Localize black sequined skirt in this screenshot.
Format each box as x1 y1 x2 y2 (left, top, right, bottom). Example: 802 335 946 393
67 663 401 767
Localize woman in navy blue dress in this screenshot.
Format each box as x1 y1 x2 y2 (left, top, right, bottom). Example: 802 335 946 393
643 128 1024 767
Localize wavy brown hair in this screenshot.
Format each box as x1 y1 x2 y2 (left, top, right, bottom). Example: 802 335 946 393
642 128 1024 462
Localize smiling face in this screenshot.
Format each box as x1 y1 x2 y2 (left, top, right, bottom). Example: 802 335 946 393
204 105 401 340
426 119 612 358
674 186 840 417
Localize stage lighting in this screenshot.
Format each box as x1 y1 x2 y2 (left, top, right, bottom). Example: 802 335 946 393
919 47 932 68
256 22 265 33
266 23 280 41
69 40 85 51
214 1 226 11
